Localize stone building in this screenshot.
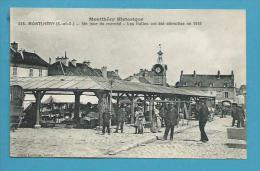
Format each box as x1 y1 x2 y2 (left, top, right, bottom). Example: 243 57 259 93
48 52 120 80
125 44 168 86
176 70 236 103
10 42 49 78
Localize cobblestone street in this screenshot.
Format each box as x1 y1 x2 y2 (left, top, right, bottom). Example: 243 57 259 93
114 117 247 159
10 120 197 157
10 116 246 159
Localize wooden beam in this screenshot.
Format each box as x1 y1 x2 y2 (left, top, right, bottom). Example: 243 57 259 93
130 93 135 124
73 90 83 123
126 93 133 101
149 100 154 132
119 92 125 98
40 91 46 100
32 91 37 98
33 90 45 128
143 95 147 114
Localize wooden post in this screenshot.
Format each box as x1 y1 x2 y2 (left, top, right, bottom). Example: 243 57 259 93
149 100 154 132
131 94 135 124
109 90 112 128
188 99 192 120
143 95 147 114
74 91 82 123
116 93 120 109
33 90 45 128
126 93 135 124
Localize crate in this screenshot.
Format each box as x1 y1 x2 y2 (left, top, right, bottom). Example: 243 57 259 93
227 127 246 140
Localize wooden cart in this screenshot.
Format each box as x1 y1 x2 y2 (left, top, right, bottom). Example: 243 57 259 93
10 85 24 131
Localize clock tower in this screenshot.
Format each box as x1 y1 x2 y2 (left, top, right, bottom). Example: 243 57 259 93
152 44 167 86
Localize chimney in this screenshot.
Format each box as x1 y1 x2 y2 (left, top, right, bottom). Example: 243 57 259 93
180 70 183 79
101 66 107 78
144 70 149 77
193 70 196 77
49 57 52 64
83 60 91 66
217 70 220 79
71 59 77 67
56 56 60 62
231 70 234 75
63 57 69 66
115 69 119 76
11 41 18 52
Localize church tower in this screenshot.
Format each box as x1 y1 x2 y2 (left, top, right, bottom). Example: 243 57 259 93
152 44 167 86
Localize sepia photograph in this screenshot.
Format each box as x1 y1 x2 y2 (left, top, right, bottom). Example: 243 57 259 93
9 8 246 159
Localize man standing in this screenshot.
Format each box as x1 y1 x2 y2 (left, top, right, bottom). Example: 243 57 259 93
102 107 111 135
115 104 127 133
163 103 178 140
236 105 245 128
198 100 209 142
231 103 238 127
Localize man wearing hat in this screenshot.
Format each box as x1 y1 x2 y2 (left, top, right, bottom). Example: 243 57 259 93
102 107 111 135
198 100 209 142
231 103 238 127
115 103 127 133
236 104 245 128
231 103 245 128
163 103 178 140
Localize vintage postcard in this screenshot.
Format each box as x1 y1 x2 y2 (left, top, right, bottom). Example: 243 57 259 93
10 8 246 158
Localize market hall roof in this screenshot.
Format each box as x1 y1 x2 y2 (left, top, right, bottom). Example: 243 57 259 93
10 76 215 98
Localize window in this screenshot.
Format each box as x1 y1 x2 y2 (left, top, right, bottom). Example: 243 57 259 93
13 67 17 76
29 68 33 77
224 92 229 98
223 83 228 87
39 69 42 77
154 76 161 84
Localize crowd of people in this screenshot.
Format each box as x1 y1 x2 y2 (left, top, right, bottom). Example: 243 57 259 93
100 99 246 143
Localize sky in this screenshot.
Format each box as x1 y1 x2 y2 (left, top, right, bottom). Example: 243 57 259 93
10 8 246 87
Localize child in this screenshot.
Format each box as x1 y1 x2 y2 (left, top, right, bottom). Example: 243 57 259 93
134 107 145 134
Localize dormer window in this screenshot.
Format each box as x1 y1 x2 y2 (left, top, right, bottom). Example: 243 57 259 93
13 67 17 77
198 82 202 87
29 68 33 77
39 69 42 77
223 83 228 87
209 83 214 87
183 82 187 86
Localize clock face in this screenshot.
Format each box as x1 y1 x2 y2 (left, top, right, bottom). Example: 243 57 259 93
155 67 161 73
153 64 164 74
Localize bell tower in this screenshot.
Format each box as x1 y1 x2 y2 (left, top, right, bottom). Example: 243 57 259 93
152 44 167 86
157 44 163 64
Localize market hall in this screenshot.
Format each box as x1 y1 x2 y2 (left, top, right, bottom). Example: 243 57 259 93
10 75 215 131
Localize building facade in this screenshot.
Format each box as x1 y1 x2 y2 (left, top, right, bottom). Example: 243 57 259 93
10 42 49 78
48 52 120 79
176 70 236 103
125 45 168 86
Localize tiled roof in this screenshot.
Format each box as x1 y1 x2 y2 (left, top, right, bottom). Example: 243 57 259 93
10 49 49 67
48 61 102 77
48 61 121 79
179 74 234 87
124 76 151 84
